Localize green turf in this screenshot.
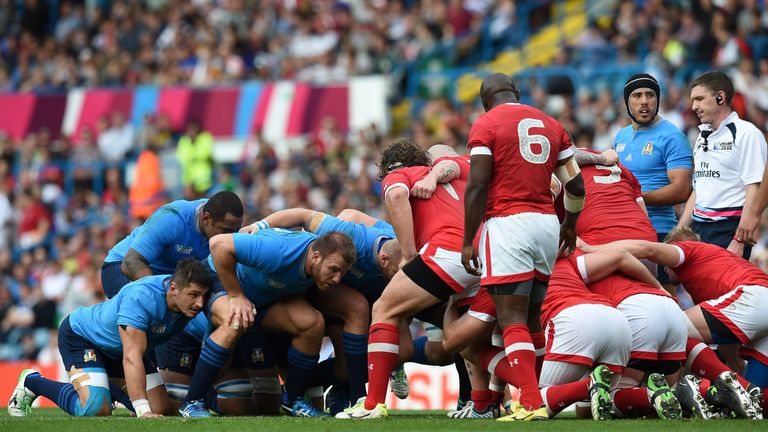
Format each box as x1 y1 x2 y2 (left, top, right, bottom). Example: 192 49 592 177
0 409 765 432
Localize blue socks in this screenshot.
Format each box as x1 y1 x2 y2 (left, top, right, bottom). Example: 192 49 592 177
184 336 231 403
410 336 430 365
285 346 319 403
342 332 368 402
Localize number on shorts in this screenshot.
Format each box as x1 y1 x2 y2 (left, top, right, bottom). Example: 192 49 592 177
593 164 622 184
518 118 551 164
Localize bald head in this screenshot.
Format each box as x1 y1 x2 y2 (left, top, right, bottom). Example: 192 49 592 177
480 73 520 111
428 144 458 160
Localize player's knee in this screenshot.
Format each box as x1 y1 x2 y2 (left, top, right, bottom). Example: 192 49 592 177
165 383 189 402
295 309 325 337
216 379 254 399
75 386 112 417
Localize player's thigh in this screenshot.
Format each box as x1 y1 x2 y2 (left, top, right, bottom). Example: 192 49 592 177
539 361 590 387
443 313 495 354
372 269 442 323
313 283 369 327
260 296 324 336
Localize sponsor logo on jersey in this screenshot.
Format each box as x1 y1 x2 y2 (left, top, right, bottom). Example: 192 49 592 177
616 143 626 152
175 244 194 255
83 349 97 363
625 154 633 161
641 142 653 155
151 324 167 334
268 279 287 290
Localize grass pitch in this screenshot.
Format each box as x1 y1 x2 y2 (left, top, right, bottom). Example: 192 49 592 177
1 409 765 432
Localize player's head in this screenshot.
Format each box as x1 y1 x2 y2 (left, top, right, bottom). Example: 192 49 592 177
169 258 212 318
378 238 402 281
308 232 357 289
623 73 660 126
479 73 520 112
378 138 432 180
201 191 244 238
689 71 734 125
427 144 458 161
663 226 700 243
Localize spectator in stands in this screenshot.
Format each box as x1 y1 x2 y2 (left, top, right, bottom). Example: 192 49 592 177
15 188 52 250
176 119 214 199
680 71 767 259
97 112 135 165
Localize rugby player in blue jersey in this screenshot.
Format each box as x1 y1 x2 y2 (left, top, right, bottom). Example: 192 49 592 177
242 208 401 411
8 259 212 418
101 191 243 298
178 230 356 418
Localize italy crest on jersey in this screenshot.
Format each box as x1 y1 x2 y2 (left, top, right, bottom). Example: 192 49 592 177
83 349 97 363
642 141 653 155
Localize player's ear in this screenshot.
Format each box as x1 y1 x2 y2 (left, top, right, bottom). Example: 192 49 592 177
169 280 178 295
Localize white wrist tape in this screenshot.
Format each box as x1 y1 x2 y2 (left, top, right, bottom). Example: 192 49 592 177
251 220 269 231
133 398 151 417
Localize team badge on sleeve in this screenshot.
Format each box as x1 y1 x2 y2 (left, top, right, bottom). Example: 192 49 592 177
83 349 97 363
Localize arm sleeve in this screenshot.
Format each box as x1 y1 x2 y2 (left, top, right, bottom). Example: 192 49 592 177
738 127 768 185
130 211 181 263
663 131 694 171
232 232 283 271
467 115 494 154
117 290 153 332
382 171 412 201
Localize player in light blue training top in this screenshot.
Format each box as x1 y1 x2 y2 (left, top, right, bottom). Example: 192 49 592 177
613 74 693 238
178 230 356 418
101 191 243 298
613 74 692 284
8 259 212 418
242 208 402 409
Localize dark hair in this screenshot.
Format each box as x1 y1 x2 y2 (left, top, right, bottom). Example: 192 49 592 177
377 138 432 180
311 232 357 266
203 191 244 220
689 71 734 105
172 258 213 291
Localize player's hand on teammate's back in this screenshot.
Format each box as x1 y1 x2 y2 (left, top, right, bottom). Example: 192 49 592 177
228 295 256 330
239 225 258 234
601 149 619 166
558 226 577 257
726 238 745 257
411 176 437 199
461 245 482 276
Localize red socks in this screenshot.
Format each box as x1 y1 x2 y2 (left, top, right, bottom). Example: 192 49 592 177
365 323 399 409
502 324 543 410
542 378 590 415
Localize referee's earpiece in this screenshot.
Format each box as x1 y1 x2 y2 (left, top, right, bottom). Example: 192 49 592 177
715 92 724 105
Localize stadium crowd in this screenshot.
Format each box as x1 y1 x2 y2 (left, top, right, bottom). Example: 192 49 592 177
1 0 768 423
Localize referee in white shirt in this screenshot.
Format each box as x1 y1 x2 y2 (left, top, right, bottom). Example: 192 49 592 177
678 71 767 259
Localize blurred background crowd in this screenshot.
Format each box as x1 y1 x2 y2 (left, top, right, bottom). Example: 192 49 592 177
0 0 767 363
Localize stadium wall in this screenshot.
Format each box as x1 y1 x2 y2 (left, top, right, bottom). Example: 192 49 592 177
0 77 390 143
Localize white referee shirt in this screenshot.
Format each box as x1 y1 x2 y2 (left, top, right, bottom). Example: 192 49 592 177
692 111 767 222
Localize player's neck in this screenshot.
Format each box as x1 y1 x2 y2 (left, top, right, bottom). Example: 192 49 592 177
708 110 734 131
632 116 660 131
